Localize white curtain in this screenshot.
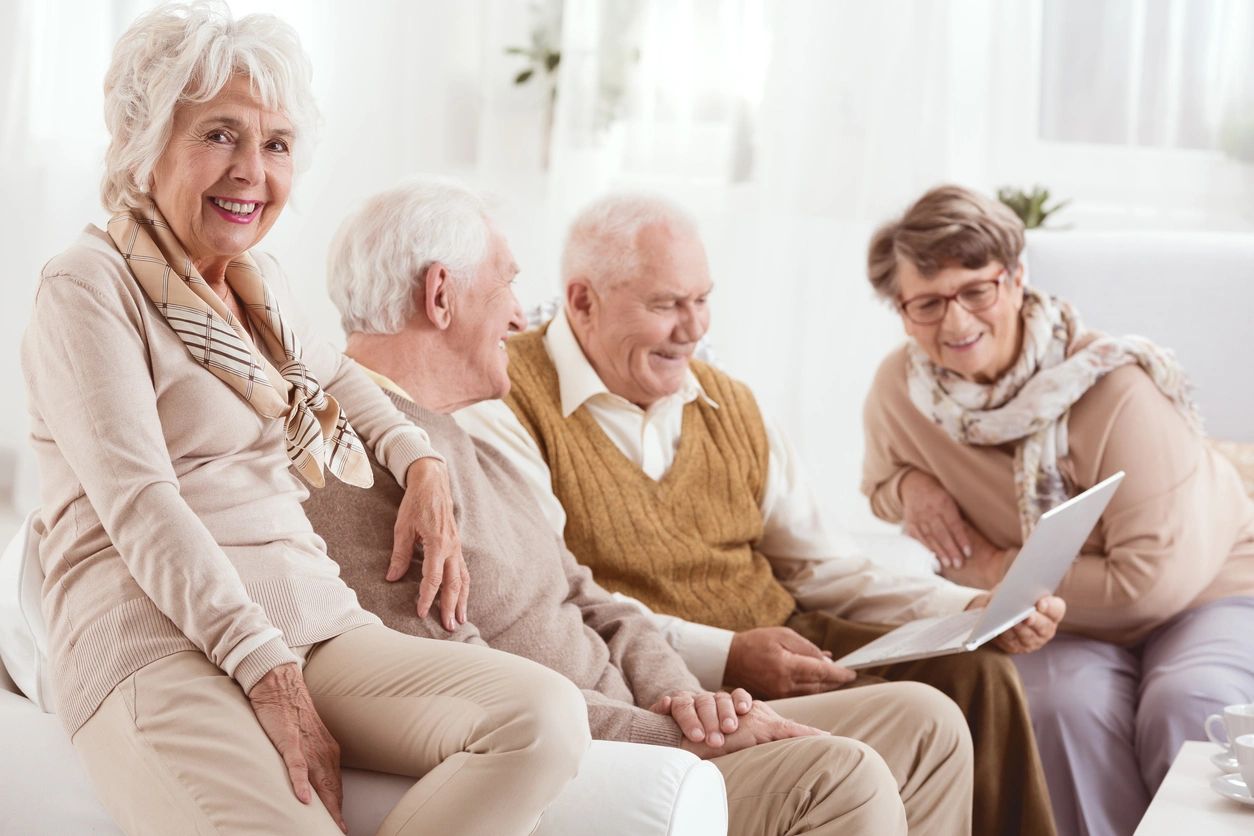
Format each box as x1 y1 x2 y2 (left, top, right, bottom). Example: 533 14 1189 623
1039 0 1254 153
552 0 1254 224
551 0 1007 220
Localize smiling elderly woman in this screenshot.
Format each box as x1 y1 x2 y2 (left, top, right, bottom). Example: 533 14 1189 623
19 4 587 835
860 184 1254 836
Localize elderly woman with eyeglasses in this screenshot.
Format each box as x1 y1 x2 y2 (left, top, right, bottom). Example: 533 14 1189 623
859 184 1254 836
19 4 588 834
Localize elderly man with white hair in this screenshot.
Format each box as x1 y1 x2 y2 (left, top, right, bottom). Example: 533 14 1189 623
303 177 977 836
456 192 1066 836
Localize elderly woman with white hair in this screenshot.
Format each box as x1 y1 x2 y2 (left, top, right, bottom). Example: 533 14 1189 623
860 184 1254 836
19 3 588 834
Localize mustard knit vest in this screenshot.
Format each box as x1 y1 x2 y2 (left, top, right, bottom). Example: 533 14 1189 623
504 326 796 631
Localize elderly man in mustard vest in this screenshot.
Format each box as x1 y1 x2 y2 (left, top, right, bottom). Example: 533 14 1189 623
457 192 1063 836
305 178 976 836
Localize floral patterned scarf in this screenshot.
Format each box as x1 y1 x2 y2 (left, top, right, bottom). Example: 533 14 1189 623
905 286 1202 538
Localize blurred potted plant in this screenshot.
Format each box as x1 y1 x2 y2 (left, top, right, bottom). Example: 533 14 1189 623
997 186 1070 229
1220 111 1254 164
505 1 563 168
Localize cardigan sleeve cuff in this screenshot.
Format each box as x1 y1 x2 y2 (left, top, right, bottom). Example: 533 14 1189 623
232 636 301 695
381 428 444 488
870 466 913 522
629 711 687 748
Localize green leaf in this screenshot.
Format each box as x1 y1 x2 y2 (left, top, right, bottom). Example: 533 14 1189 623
996 184 1070 229
545 51 561 72
514 68 535 85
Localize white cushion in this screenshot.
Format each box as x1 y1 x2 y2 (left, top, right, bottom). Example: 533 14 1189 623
0 687 725 836
343 741 726 836
0 689 119 833
0 510 54 711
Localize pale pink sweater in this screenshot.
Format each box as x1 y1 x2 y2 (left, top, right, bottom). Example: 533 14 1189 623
862 342 1254 645
21 226 436 733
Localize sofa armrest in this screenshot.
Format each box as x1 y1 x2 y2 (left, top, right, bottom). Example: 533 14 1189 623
343 741 727 836
536 741 726 836
0 657 16 695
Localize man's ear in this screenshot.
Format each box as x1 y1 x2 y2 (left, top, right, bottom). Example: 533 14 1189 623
422 262 453 331
565 279 596 326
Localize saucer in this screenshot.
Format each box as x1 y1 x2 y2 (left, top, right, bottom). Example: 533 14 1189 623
1211 749 1240 773
1210 772 1254 806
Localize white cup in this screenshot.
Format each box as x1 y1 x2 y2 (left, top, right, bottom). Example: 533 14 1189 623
1205 704 1254 752
1236 734 1254 789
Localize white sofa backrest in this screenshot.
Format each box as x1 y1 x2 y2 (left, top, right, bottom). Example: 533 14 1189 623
0 509 53 709
1026 230 1254 442
0 649 16 695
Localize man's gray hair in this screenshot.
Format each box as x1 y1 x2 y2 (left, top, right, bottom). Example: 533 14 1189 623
101 1 319 213
561 192 700 291
327 177 492 335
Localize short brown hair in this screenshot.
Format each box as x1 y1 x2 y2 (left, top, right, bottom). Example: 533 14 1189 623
867 184 1024 300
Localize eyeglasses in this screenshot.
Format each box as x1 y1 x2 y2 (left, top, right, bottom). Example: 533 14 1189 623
897 272 1006 325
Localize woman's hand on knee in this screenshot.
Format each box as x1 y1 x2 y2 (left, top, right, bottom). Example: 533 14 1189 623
248 663 348 833
899 470 974 569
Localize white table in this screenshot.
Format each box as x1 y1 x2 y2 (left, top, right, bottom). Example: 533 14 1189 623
1135 741 1254 834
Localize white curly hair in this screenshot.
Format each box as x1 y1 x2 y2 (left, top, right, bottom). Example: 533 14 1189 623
100 0 318 212
327 177 493 336
561 192 701 291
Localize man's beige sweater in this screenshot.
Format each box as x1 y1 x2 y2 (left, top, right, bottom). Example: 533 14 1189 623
21 227 435 734
863 342 1254 645
304 386 701 747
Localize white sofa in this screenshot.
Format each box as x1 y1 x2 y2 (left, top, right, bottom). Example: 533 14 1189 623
3 227 1250 835
1024 229 1254 444
0 512 728 836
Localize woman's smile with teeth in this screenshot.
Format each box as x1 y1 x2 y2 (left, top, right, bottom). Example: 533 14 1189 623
945 333 982 349
210 197 259 215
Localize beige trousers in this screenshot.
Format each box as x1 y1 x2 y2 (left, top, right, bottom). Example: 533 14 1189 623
72 625 590 836
713 681 974 836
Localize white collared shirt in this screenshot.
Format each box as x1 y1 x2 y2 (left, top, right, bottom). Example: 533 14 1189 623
455 309 980 689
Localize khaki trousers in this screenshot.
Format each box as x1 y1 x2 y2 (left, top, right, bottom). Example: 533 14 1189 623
72 625 590 836
714 681 973 836
789 611 1057 836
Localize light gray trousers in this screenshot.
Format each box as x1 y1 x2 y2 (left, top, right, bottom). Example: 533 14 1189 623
1012 595 1254 836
